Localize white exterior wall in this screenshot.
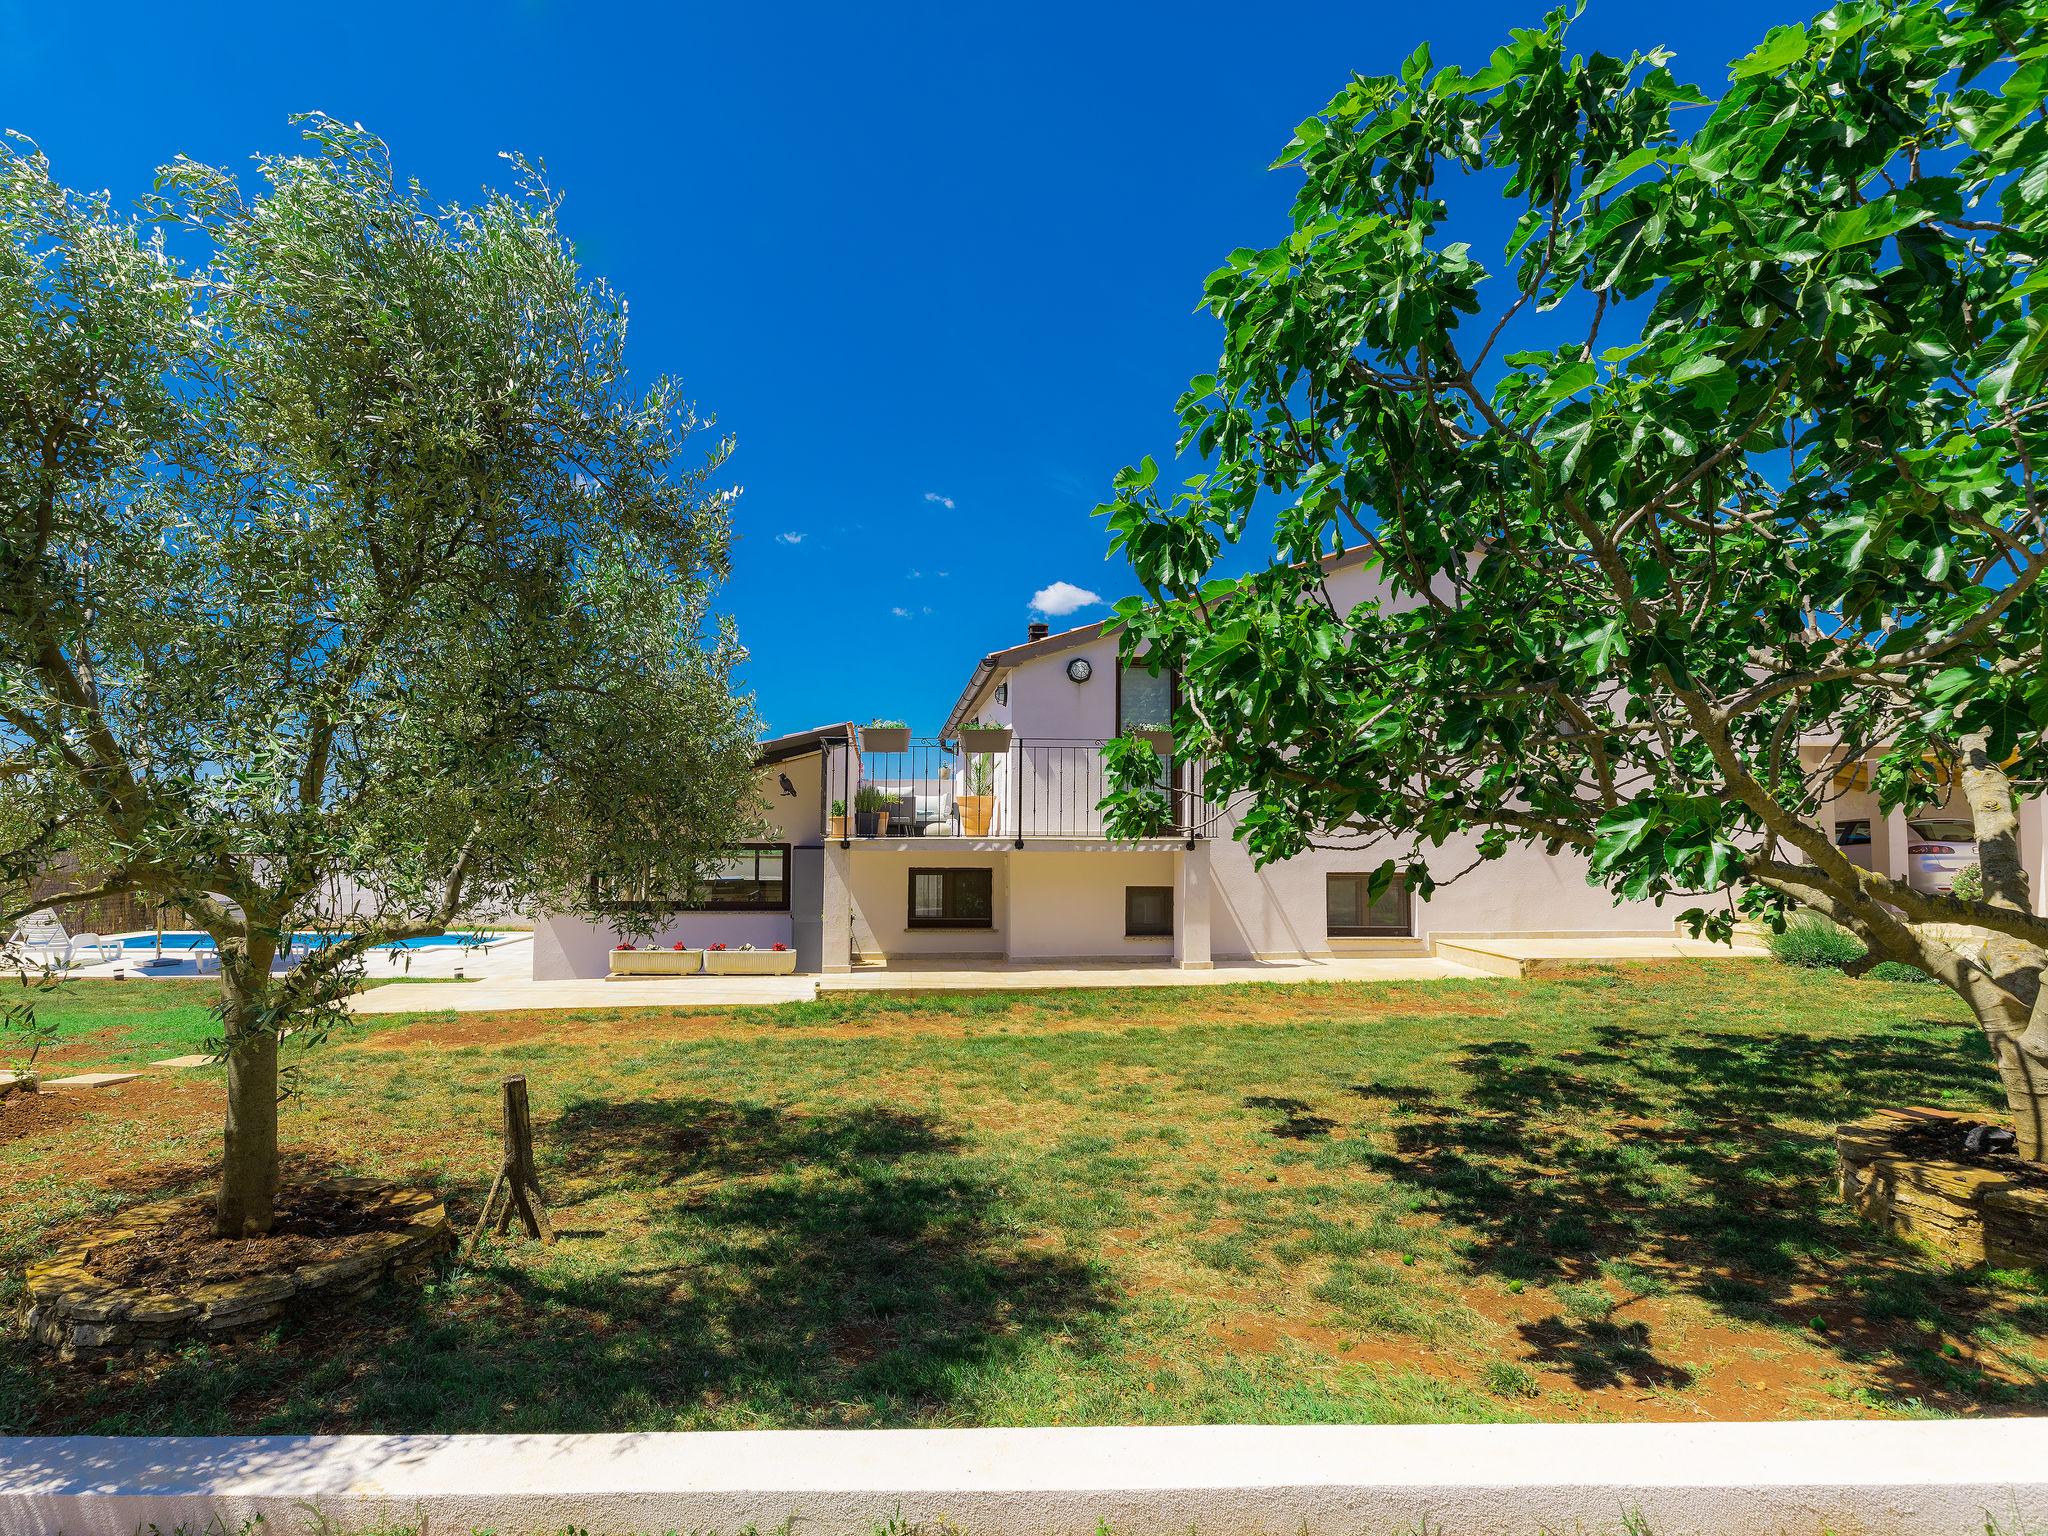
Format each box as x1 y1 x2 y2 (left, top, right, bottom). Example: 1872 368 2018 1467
532 754 825 980
1008 849 1177 960
969 561 1675 961
848 849 1008 960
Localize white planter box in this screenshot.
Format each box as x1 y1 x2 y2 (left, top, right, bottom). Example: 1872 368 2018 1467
704 950 798 975
609 949 703 977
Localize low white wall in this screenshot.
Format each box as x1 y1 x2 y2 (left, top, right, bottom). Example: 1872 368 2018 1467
5 1422 2047 1536
533 912 795 979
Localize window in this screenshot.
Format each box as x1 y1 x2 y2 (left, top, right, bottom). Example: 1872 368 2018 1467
908 867 994 929
1835 819 1871 847
595 842 790 913
691 844 790 910
1118 664 1173 734
1327 873 1411 937
1125 885 1173 937
1910 819 1975 845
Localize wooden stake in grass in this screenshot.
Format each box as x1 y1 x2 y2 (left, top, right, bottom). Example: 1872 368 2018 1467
469 1074 553 1254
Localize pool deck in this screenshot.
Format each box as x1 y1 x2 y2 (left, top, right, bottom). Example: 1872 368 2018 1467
55 931 533 984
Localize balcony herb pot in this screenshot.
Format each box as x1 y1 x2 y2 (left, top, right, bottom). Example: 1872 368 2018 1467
853 784 892 838
957 724 1012 756
861 723 911 755
1133 726 1175 755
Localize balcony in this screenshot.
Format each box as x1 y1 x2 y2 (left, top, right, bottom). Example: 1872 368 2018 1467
823 736 1202 844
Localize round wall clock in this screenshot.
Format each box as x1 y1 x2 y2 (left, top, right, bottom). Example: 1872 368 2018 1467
1066 657 1093 683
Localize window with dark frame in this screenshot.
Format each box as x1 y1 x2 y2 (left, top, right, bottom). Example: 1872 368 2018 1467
1125 885 1173 937
593 842 791 913
1326 872 1411 937
908 867 995 929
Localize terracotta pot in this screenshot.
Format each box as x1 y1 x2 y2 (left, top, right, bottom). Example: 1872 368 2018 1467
958 794 996 837
827 815 848 840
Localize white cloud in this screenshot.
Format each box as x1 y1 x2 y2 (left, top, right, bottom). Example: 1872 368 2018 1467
890 606 913 618
924 491 956 510
1029 580 1103 617
774 531 805 545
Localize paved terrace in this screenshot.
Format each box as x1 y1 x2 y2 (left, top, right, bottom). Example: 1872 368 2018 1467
46 928 1768 1013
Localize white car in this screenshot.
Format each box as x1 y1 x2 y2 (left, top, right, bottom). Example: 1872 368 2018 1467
1908 818 1978 895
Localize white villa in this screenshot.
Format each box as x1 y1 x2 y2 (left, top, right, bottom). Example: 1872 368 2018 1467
531 550 2048 980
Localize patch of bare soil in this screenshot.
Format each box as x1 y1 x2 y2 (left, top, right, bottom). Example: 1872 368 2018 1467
81 1182 421 1295
0 1088 86 1147
363 984 1514 1053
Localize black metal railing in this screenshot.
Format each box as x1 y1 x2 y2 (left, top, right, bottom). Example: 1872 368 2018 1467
824 737 1202 843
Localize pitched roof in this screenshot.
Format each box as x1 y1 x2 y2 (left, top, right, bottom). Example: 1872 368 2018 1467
939 544 1377 736
755 720 855 767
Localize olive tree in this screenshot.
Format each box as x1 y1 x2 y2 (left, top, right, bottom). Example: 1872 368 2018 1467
1101 3 2048 1151
1 120 760 1235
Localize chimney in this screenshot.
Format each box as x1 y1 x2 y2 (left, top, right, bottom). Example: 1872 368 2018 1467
1027 621 1050 641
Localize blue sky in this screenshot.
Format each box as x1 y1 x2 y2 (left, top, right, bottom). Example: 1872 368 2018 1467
4 0 1809 737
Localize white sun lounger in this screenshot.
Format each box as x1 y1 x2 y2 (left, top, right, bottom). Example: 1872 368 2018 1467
6 911 118 969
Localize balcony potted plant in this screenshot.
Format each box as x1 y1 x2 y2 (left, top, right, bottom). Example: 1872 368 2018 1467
957 748 998 837
827 798 848 840
956 717 1012 756
861 718 911 755
853 782 892 837
1127 721 1175 756
704 941 798 976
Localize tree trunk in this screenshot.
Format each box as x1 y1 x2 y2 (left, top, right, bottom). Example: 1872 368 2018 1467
1963 971 2048 1164
216 943 281 1237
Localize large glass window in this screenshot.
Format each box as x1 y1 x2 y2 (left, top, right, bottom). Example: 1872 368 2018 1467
1125 885 1173 937
691 845 789 910
908 867 994 929
593 843 790 913
1327 873 1411 937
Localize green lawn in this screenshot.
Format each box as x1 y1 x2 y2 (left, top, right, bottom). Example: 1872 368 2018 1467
4 962 2045 1433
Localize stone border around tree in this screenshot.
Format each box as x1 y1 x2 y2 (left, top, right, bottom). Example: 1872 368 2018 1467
1837 1107 2048 1270
17 1177 451 1363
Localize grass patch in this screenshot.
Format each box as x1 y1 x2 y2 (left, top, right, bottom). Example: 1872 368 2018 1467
4 961 2044 1433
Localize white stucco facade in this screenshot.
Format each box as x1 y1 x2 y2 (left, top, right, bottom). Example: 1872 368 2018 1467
531 550 2041 979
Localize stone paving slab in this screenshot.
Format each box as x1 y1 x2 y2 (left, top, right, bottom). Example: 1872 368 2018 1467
41 1072 141 1090
149 1055 214 1069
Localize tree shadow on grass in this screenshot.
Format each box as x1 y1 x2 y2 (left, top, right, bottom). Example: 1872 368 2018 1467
1349 1010 2048 1413
9 1096 1111 1433
440 1094 1115 1429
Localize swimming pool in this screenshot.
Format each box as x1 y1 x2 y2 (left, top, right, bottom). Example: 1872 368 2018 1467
119 931 505 953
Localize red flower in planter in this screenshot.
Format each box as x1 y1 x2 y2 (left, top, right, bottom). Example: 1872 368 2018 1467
709 943 727 951
614 942 636 951
771 943 788 952
672 941 688 951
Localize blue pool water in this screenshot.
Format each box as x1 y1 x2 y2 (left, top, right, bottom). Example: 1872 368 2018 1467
120 932 493 952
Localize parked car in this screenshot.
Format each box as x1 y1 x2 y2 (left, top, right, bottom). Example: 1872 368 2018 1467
1834 817 1872 870
1908 818 1978 895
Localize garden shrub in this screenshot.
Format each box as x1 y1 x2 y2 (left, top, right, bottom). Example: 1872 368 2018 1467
1767 915 1866 971
1951 863 1984 903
